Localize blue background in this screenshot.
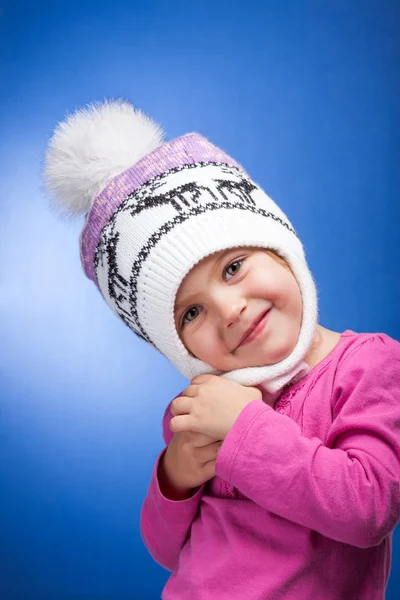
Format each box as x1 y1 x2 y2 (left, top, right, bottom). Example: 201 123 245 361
1 0 399 598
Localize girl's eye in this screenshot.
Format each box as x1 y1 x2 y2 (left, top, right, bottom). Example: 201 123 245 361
180 258 244 328
181 306 201 327
224 258 243 279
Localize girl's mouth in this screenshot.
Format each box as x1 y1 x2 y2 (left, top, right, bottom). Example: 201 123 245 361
237 309 271 348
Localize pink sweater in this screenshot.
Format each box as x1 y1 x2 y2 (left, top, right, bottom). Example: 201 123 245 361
140 331 400 599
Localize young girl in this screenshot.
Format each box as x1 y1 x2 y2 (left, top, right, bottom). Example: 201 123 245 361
45 100 400 600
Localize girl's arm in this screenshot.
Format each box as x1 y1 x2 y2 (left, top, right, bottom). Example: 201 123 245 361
215 334 400 548
140 397 205 571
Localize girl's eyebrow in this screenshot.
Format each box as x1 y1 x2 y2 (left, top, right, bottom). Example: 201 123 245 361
174 248 234 313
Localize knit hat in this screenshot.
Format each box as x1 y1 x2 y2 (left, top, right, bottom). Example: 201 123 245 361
44 100 318 397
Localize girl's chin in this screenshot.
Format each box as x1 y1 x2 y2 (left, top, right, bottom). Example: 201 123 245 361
237 342 297 369
191 339 297 371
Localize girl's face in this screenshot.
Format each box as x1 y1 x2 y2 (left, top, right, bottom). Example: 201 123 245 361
174 246 303 371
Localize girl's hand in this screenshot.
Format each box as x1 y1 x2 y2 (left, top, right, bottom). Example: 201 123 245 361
170 374 262 440
159 431 222 500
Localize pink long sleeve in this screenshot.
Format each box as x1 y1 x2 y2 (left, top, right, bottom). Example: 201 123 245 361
216 334 400 548
140 402 205 571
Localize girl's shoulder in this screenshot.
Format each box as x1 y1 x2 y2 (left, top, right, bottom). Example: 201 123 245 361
329 330 400 408
286 330 400 401
335 329 400 369
297 329 399 390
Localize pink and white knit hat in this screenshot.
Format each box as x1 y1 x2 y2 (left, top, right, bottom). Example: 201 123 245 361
44 100 318 396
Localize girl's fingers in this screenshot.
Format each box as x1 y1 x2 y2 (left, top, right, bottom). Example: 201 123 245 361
181 384 198 398
199 459 216 481
198 441 222 464
170 396 192 416
190 433 218 447
170 414 192 433
191 374 214 385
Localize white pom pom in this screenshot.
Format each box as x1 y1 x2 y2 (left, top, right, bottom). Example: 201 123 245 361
44 99 165 218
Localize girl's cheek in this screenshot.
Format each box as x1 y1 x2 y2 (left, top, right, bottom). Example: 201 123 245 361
181 320 204 349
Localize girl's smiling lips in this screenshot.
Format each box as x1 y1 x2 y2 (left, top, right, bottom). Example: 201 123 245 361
236 309 271 348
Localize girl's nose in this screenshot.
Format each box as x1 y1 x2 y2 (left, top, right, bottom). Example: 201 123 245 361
219 296 247 328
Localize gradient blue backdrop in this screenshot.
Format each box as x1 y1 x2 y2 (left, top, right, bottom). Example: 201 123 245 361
1 1 399 598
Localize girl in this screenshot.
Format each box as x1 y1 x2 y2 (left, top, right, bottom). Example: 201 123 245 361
45 100 400 600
